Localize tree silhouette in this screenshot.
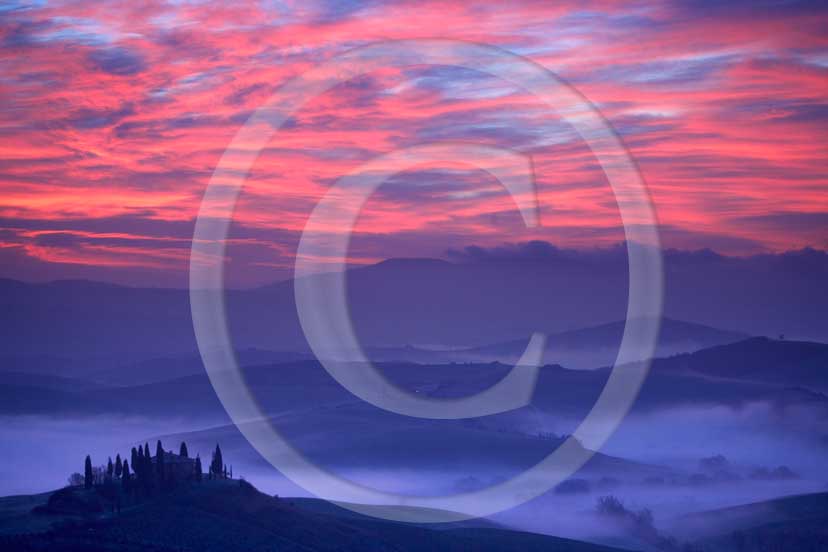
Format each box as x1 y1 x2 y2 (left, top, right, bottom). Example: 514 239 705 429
179 441 188 458
136 446 149 491
122 459 130 492
115 454 122 478
209 444 224 479
142 442 152 490
195 455 203 482
136 446 144 482
141 443 155 494
84 455 93 489
130 447 138 473
106 457 114 480
156 440 165 485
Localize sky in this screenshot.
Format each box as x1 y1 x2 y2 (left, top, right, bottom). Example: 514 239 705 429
0 0 826 287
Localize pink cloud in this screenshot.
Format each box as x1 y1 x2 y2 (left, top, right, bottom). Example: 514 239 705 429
0 0 826 285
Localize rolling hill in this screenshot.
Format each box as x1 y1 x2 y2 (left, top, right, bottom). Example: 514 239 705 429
667 492 828 551
456 318 749 369
2 248 826 365
0 480 630 551
4 334 827 419
651 337 828 392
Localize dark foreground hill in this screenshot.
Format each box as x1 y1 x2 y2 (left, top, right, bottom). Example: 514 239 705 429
0 480 628 552
667 492 828 552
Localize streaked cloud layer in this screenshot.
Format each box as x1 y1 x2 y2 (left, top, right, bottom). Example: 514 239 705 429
1 0 826 286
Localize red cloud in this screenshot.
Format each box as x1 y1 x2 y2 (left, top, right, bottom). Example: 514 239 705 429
0 0 826 285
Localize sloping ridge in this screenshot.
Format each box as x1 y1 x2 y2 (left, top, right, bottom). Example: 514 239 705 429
667 491 828 550
0 480 629 551
655 336 828 391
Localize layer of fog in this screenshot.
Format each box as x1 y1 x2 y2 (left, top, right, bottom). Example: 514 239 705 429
0 416 208 496
2 398 825 546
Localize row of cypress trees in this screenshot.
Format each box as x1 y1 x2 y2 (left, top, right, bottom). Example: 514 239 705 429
81 440 213 493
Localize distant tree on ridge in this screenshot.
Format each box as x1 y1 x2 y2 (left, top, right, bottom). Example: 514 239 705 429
179 441 188 458
137 446 144 480
122 460 130 492
156 440 165 484
84 455 93 489
210 444 224 480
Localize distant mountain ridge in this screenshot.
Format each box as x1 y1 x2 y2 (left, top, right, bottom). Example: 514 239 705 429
2 249 826 363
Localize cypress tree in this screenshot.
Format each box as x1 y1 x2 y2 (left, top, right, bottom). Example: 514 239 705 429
155 440 165 485
210 444 224 479
115 454 122 478
141 443 154 493
137 446 146 489
130 447 138 473
143 443 152 489
84 455 93 489
107 457 114 480
179 441 188 458
195 455 203 482
122 460 130 492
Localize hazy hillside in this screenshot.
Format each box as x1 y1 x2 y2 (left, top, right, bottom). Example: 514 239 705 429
0 372 107 393
3 336 827 419
0 317 749 384
651 337 828 392
1 248 826 364
1 339 826 541
458 318 749 369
